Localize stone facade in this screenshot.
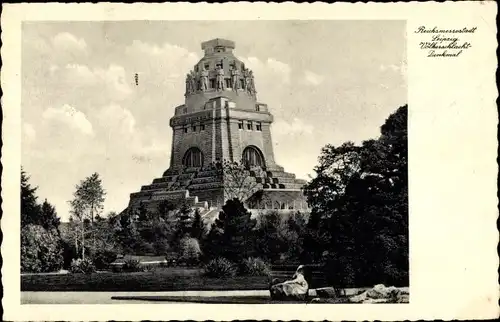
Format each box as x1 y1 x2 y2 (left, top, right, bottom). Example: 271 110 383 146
126 38 310 215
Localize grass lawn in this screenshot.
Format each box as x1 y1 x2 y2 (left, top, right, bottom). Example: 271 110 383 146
21 267 270 292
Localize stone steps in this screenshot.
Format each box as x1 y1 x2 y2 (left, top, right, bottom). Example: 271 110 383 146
190 176 220 185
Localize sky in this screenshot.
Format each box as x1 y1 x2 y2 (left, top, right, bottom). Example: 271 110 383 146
21 20 407 221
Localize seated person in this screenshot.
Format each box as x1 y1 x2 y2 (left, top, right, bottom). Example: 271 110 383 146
269 265 309 301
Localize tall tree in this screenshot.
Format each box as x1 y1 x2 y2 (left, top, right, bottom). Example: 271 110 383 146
21 168 41 227
69 173 106 260
40 199 61 232
303 105 408 287
209 198 257 262
191 208 204 240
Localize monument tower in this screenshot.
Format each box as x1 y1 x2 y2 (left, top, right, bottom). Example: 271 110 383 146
127 38 309 214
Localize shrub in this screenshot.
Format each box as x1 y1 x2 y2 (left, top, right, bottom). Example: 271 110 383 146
239 257 271 276
110 263 123 273
92 249 118 270
203 257 237 278
61 240 78 269
21 224 64 273
179 237 202 266
123 258 142 272
69 258 96 274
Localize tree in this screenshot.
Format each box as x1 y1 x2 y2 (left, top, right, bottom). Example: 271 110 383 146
191 209 204 240
303 105 408 287
254 211 285 263
115 208 141 254
68 173 106 260
177 203 194 238
207 198 257 262
40 199 61 232
216 160 261 203
281 212 308 262
179 237 202 265
21 224 64 273
20 168 64 272
21 168 42 227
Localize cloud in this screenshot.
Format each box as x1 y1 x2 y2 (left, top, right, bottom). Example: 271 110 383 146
23 123 36 143
97 103 136 135
272 118 314 137
267 58 292 82
51 32 88 54
303 70 324 86
42 104 94 136
380 62 407 78
125 40 199 83
63 63 133 97
241 56 291 84
96 104 170 158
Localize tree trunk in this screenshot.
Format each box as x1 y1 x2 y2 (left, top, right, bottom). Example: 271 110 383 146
91 203 95 254
74 231 78 256
81 219 85 260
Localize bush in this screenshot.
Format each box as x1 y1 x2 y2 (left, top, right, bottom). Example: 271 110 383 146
238 257 271 276
123 258 142 272
69 258 96 274
110 264 123 273
179 237 202 266
21 224 64 273
61 240 78 269
203 257 237 278
92 249 118 270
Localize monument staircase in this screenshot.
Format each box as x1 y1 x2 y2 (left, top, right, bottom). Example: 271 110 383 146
127 164 307 217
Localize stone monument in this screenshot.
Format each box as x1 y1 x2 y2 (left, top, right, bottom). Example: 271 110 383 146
126 38 309 215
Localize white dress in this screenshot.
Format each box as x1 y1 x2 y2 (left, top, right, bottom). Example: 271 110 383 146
270 272 309 300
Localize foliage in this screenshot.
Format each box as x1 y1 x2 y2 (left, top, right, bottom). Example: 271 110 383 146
179 237 202 265
203 199 256 262
253 211 308 264
21 168 41 228
21 169 61 231
190 209 204 240
303 105 409 287
203 257 237 278
40 199 61 231
69 258 96 274
21 224 64 273
254 211 286 263
238 257 271 276
123 258 142 272
92 249 118 270
68 173 106 260
61 239 79 269
216 160 261 202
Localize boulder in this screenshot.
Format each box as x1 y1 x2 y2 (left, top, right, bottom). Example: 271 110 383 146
315 287 337 298
349 284 409 304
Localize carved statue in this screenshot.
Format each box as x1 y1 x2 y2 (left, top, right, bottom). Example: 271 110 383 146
185 74 192 94
216 66 225 91
243 68 249 90
189 71 197 93
231 67 240 91
245 70 256 95
186 71 196 94
200 68 209 91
